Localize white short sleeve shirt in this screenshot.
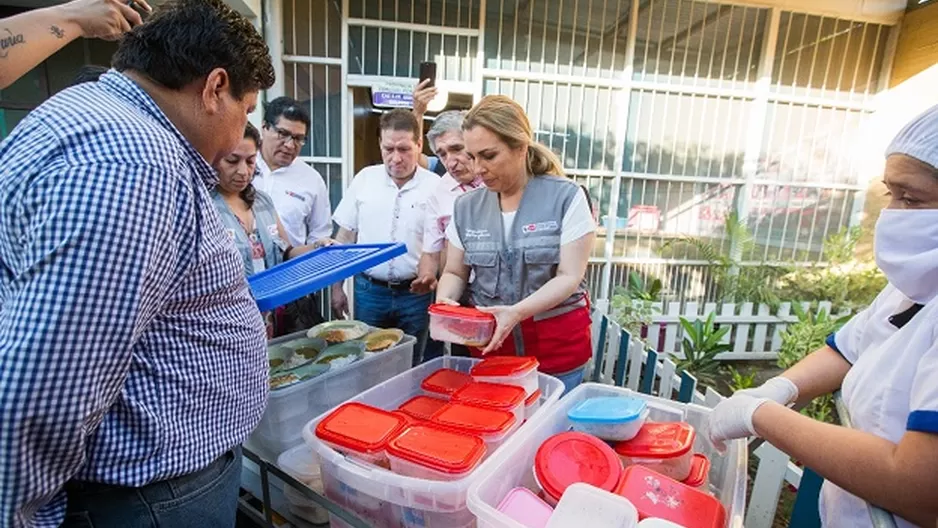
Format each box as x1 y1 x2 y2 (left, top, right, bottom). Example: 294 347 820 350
820 284 938 528
333 165 438 282
254 156 333 246
421 173 485 254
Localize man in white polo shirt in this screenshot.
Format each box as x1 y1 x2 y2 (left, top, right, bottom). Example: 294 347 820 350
332 109 441 364
255 97 332 246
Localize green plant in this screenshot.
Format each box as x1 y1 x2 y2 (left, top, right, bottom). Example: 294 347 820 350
610 272 663 336
777 305 851 423
626 271 662 301
725 365 758 392
677 312 734 389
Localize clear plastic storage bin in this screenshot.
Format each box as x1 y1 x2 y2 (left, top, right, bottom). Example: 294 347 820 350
614 422 696 481
470 356 540 396
428 304 496 346
247 331 416 461
467 383 748 528
567 396 649 441
304 356 564 528
545 482 639 528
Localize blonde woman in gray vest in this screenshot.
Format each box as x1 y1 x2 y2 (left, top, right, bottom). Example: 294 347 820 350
436 95 597 394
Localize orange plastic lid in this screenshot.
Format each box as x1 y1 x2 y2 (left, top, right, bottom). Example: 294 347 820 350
617 465 726 528
614 422 696 459
398 395 449 421
525 389 543 407
683 454 711 488
428 304 496 322
470 356 539 377
387 424 486 475
452 381 526 410
315 402 406 455
534 432 622 501
430 402 516 435
421 368 473 396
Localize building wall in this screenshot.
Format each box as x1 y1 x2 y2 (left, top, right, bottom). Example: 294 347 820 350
890 1 938 87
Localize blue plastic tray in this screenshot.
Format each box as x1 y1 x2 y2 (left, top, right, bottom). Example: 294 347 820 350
248 243 406 312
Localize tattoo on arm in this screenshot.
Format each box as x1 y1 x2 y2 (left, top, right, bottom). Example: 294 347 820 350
50 25 65 39
0 28 26 59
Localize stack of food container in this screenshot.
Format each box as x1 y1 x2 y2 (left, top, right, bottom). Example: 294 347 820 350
303 356 566 527
467 383 748 528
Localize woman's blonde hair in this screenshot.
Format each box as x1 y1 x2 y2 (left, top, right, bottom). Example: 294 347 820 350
463 95 565 177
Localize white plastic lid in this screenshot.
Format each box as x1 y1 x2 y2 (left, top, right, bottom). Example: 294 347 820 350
277 444 322 483
637 519 687 527
545 483 639 528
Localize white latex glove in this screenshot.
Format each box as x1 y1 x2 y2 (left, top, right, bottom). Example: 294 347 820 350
736 376 799 406
708 394 769 453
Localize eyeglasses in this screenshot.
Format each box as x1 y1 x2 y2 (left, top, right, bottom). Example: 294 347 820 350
271 126 307 146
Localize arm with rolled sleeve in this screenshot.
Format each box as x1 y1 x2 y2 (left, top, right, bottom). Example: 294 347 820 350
0 160 179 527
305 166 333 243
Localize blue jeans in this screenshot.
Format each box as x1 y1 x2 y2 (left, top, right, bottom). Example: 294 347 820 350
552 365 587 395
62 448 241 528
354 275 442 365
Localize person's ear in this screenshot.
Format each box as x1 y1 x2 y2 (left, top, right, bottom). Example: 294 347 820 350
201 68 231 115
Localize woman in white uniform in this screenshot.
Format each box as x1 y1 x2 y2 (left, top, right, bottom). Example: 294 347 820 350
709 105 938 528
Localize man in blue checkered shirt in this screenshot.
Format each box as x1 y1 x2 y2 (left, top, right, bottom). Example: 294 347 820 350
0 1 275 526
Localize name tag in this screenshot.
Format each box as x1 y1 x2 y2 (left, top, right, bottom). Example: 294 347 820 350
521 221 559 234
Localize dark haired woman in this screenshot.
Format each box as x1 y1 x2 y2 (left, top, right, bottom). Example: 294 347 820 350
212 123 332 336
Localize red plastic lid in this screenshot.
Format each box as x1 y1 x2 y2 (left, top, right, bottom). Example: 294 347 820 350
470 356 540 377
315 402 406 455
430 402 517 435
525 389 543 407
421 368 473 396
617 465 726 528
452 381 526 410
428 304 496 322
534 432 622 501
614 422 696 459
391 410 421 427
398 395 449 421
387 424 486 475
683 454 711 488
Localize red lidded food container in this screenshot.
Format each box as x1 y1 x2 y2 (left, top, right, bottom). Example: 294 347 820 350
469 356 540 395
524 388 543 422
398 395 449 421
428 304 496 346
421 368 473 398
314 402 407 467
430 402 518 454
616 465 726 528
682 453 711 490
452 381 526 424
387 424 486 481
614 422 696 481
533 431 623 507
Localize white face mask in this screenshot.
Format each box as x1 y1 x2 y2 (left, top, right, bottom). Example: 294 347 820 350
874 208 938 303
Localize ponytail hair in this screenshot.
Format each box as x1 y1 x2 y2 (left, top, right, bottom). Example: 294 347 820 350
464 95 566 177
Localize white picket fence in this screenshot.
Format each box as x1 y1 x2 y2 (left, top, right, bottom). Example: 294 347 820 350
631 300 854 360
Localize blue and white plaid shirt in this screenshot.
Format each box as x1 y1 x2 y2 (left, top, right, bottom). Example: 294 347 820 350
0 71 268 527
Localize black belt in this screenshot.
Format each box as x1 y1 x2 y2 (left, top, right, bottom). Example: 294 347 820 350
361 274 415 291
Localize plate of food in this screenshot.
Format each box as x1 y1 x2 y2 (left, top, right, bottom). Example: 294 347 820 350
314 341 366 370
280 336 329 360
307 320 370 343
361 328 404 353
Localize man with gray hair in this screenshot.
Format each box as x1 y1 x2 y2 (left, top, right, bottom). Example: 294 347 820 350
410 111 483 317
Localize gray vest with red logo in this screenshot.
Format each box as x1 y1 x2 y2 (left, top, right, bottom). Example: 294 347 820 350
452 175 589 317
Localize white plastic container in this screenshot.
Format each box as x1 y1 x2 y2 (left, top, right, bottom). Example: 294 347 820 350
428 304 496 346
495 487 553 528
304 356 564 528
246 331 416 461
387 424 486 481
567 396 649 441
467 383 748 528
470 356 540 395
453 381 527 425
614 422 697 481
524 389 542 422
637 519 687 527
545 483 639 528
276 444 329 525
